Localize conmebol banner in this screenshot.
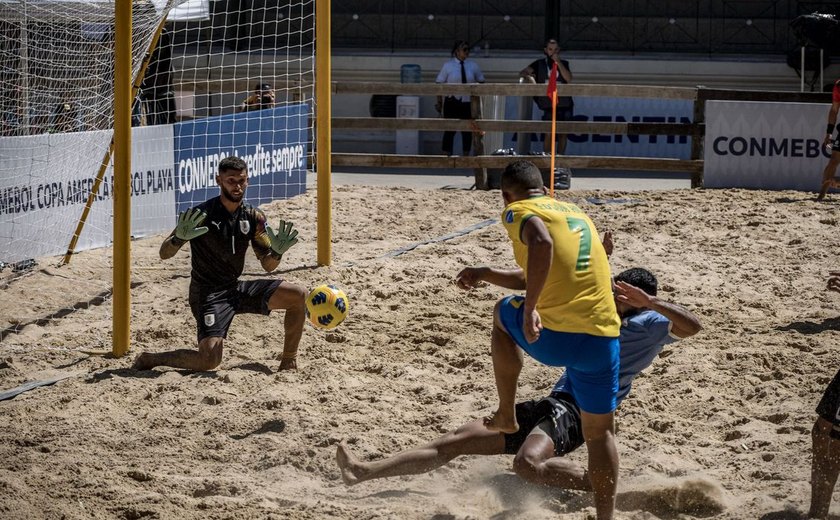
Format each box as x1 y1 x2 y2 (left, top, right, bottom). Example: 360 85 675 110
704 100 831 190
173 103 309 215
0 125 174 263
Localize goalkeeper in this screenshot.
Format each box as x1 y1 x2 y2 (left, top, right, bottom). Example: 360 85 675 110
132 156 306 372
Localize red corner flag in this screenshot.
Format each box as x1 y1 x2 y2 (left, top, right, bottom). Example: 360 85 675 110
546 61 558 97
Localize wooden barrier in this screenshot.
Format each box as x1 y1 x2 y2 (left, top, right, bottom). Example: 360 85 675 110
333 117 700 135
332 82 699 100
328 82 832 190
332 153 704 173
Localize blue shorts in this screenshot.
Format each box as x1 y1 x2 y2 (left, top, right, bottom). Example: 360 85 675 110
498 295 619 414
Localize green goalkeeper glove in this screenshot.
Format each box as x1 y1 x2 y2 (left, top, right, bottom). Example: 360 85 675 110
265 219 299 257
174 208 208 241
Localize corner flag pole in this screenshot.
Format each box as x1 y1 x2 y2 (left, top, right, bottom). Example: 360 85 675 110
547 62 559 197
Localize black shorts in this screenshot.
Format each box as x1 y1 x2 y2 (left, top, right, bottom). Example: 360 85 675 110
816 368 840 439
189 279 282 341
503 392 584 456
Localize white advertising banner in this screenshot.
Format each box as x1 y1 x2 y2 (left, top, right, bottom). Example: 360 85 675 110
704 100 831 190
0 125 175 263
123 125 177 238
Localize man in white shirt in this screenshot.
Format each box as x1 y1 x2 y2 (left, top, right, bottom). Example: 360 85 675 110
435 40 485 156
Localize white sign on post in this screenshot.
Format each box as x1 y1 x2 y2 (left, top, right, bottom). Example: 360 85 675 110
704 100 832 191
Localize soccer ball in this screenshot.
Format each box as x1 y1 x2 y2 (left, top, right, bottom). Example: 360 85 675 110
305 284 349 330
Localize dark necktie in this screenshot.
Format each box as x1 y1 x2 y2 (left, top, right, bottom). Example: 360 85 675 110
460 60 467 84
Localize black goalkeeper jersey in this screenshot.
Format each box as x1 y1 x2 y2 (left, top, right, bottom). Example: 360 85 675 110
175 196 274 288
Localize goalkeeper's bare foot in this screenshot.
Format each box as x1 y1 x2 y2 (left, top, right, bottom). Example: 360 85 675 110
278 357 297 371
484 409 519 433
336 442 367 485
131 353 155 371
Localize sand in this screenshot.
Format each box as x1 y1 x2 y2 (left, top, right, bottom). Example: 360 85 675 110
0 185 838 519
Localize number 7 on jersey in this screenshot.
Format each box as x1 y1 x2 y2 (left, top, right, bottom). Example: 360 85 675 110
566 216 592 271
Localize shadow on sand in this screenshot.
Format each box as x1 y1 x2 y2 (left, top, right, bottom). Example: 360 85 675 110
760 509 840 520
776 316 840 334
229 419 286 440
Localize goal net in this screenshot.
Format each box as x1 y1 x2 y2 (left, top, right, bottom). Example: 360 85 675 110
0 0 316 349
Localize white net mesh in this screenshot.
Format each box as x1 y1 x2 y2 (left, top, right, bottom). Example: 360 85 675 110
0 1 316 348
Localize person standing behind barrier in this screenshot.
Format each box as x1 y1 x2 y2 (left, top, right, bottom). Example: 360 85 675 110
818 79 840 201
435 40 485 156
520 38 573 155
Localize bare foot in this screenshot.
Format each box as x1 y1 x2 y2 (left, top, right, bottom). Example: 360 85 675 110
131 353 155 371
818 185 830 201
484 409 519 433
336 442 366 485
278 357 297 371
818 179 840 201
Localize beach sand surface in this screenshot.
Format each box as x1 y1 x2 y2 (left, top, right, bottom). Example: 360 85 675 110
0 185 838 519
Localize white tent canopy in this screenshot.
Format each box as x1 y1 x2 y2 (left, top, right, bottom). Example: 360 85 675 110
0 0 210 22
158 0 210 21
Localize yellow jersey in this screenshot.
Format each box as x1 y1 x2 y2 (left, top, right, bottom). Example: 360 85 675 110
501 196 620 337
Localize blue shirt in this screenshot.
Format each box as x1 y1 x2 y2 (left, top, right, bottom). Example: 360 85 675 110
552 310 677 404
435 58 485 102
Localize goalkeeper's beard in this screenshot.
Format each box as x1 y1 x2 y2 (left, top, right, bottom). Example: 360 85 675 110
221 185 245 204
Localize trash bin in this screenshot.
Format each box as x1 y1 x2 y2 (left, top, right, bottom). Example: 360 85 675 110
515 77 535 155
481 95 505 154
396 64 421 154
396 95 420 154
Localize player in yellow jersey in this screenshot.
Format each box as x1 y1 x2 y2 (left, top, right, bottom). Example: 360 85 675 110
456 159 620 520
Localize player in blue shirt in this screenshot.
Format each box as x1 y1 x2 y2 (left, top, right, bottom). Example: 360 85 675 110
336 264 702 491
